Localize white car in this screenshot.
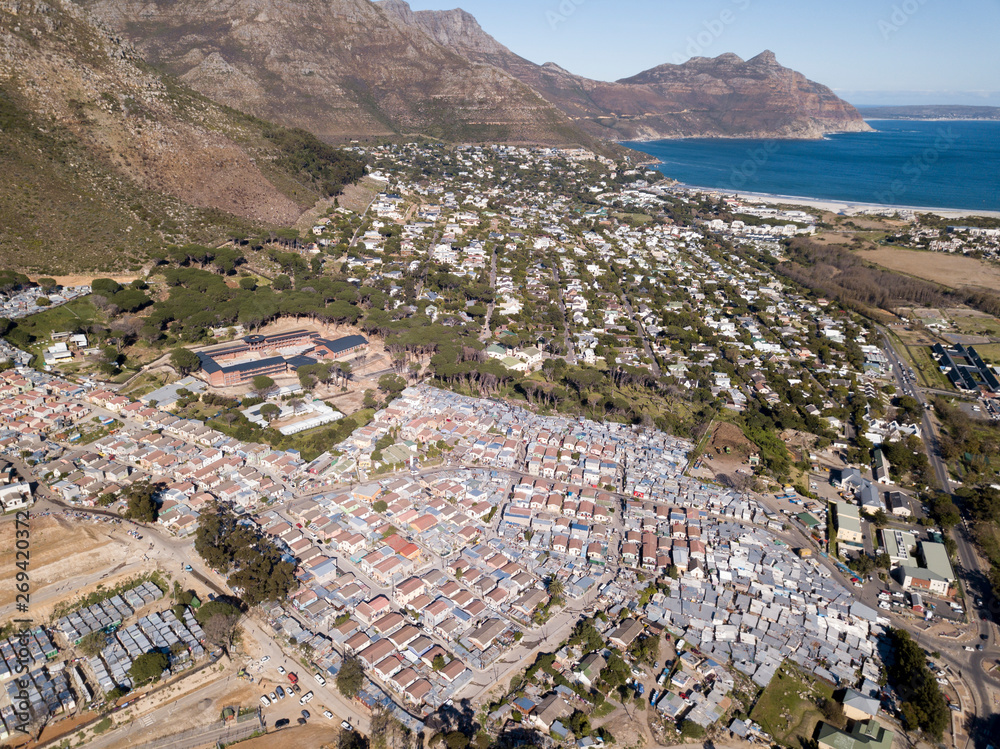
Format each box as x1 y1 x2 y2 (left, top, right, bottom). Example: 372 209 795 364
323 710 334 720
936 678 948 685
300 691 314 705
341 720 352 731
278 666 286 675
314 672 327 687
260 655 270 664
260 695 271 707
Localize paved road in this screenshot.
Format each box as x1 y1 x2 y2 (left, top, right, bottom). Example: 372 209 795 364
618 292 662 377
880 329 999 742
549 265 577 364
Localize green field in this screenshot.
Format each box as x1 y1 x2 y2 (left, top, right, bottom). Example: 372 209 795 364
12 298 100 343
893 335 953 390
952 315 1000 339
972 343 1000 365
750 663 835 747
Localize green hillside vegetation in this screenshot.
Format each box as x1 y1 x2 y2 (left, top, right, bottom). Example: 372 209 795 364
0 0 365 277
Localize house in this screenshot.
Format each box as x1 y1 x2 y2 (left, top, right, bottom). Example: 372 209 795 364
895 565 950 596
574 653 606 688
841 689 880 721
817 720 894 749
888 492 911 518
832 501 863 548
532 694 573 732
467 619 506 651
608 618 643 649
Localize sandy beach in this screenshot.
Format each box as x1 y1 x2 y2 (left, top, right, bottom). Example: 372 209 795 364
673 183 1000 219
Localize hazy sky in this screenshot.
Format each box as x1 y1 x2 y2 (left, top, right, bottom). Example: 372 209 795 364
400 0 1000 106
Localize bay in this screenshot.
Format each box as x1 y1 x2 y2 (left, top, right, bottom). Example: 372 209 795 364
625 120 1000 212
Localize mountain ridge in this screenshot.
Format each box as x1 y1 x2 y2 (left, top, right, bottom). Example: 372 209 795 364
376 0 871 141
74 0 871 144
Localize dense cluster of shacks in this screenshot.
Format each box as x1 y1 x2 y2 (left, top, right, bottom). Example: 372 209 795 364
0 285 90 321
84 607 206 696
52 581 208 697
0 628 65 739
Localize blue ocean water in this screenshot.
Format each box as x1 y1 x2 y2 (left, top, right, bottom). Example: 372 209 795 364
626 120 1000 212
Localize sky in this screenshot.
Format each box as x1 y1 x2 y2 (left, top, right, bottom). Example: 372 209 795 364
400 0 1000 106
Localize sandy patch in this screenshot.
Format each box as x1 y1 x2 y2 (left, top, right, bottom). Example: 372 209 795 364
0 515 123 606
237 721 341 749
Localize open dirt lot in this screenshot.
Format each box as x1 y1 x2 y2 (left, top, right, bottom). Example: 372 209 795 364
858 247 1000 291
0 514 129 608
238 721 341 749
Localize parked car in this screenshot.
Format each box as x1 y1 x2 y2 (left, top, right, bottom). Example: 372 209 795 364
341 720 353 731
314 672 327 687
261 656 270 664
323 711 334 720
300 691 314 705
278 666 286 675
301 710 311 719
260 695 271 707
275 686 285 699
275 718 290 728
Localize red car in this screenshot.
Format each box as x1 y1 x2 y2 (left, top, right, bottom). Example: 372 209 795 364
288 672 299 685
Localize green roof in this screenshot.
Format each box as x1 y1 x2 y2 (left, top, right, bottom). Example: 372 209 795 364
817 720 894 749
919 540 956 581
796 512 820 528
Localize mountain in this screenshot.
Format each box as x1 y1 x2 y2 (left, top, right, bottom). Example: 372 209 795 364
0 0 364 273
377 1 871 141
73 0 595 147
857 105 1000 120
76 0 869 144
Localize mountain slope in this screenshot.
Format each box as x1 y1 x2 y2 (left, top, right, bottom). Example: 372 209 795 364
377 0 871 140
74 0 595 146
0 0 363 272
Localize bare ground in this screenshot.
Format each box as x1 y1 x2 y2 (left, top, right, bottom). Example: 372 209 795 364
858 247 1000 291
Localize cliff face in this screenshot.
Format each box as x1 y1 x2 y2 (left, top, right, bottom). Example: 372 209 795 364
377 1 871 141
74 0 594 146
72 0 869 144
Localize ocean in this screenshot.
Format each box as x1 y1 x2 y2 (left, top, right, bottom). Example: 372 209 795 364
625 120 1000 212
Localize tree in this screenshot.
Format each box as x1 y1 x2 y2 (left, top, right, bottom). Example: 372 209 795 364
272 274 292 291
35 296 51 307
259 403 280 422
129 652 169 685
679 721 706 739
432 654 446 671
171 348 201 375
122 481 159 523
544 575 564 603
373 500 388 513
79 631 108 657
568 709 591 738
252 375 276 398
600 651 630 688
819 696 846 727
337 655 365 698
202 611 241 656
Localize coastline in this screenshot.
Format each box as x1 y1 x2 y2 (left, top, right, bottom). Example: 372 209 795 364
671 184 1000 220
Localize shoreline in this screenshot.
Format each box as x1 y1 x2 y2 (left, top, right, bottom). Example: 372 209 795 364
670 183 1000 219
